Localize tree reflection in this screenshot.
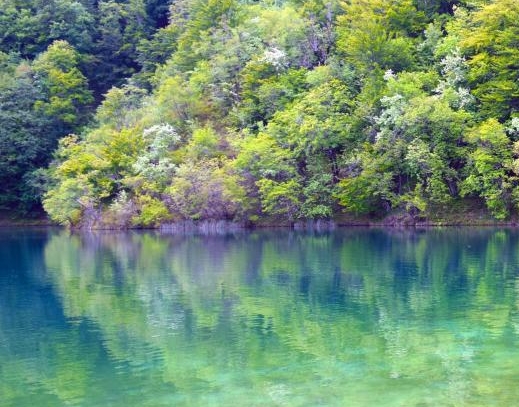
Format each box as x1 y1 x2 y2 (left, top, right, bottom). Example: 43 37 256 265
3 228 519 406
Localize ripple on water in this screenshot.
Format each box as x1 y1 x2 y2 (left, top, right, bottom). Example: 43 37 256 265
3 228 519 406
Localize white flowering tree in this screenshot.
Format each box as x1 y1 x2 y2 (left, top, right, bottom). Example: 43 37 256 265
133 124 180 188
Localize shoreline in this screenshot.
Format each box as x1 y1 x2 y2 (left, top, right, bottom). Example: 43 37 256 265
3 202 518 230
2 217 519 230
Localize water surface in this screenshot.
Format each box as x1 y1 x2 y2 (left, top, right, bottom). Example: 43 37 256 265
2 228 519 406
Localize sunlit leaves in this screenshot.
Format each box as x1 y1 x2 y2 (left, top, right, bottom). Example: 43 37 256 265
256 178 302 221
32 40 93 126
43 176 95 225
132 194 171 226
43 127 145 226
166 158 247 221
336 0 425 75
458 0 519 120
461 119 518 219
35 0 519 225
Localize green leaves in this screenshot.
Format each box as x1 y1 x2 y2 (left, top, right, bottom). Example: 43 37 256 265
33 40 93 126
335 168 394 215
256 178 302 221
166 158 246 221
0 67 55 212
336 0 425 75
43 176 95 225
461 119 518 219
30 0 519 226
43 126 145 226
458 0 519 120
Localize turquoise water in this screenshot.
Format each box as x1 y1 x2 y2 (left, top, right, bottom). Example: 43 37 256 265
2 228 519 406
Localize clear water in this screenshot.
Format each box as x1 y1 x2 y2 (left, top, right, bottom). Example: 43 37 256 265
2 228 519 406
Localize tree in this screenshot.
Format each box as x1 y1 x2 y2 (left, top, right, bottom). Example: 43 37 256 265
336 0 425 75
0 62 55 212
335 70 471 216
459 0 519 120
0 0 94 58
93 0 153 94
43 125 145 226
32 40 93 130
461 119 518 219
166 158 247 221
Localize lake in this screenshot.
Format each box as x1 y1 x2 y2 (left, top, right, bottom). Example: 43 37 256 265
2 227 519 406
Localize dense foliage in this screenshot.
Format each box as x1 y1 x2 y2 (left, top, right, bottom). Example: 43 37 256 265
4 0 519 226
0 0 169 213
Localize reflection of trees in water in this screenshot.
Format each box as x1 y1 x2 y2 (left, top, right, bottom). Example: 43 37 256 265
0 229 97 406
4 228 519 405
45 227 519 338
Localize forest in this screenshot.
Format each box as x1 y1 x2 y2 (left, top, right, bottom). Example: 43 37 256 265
2 0 519 227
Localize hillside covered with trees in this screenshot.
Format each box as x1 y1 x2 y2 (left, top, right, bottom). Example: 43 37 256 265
3 0 519 227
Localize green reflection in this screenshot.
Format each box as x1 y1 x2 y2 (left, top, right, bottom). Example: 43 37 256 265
2 228 519 406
